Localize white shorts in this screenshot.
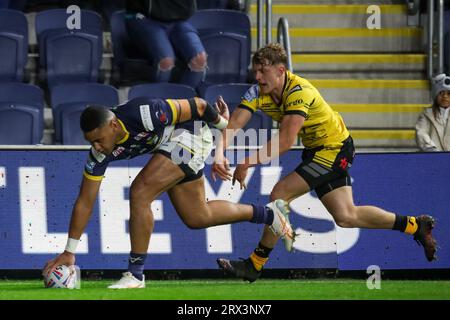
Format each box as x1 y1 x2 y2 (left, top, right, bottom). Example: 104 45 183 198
155 124 213 181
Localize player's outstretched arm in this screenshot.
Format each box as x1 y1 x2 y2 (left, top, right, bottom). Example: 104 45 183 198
232 114 304 189
42 176 102 276
212 100 253 182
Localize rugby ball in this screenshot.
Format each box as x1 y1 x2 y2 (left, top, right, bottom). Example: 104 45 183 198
44 265 77 289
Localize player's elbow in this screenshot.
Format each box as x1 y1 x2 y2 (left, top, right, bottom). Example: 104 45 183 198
195 97 207 115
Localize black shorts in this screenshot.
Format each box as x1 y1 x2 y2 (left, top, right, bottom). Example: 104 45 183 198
295 136 355 198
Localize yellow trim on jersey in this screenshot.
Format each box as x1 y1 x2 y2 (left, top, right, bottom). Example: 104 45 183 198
178 144 195 155
83 171 104 181
166 99 179 125
116 119 129 144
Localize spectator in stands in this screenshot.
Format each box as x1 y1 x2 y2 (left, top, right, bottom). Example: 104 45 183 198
213 43 438 283
416 73 450 151
125 0 207 89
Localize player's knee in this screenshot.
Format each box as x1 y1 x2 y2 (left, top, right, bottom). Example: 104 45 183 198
188 52 207 72
129 182 156 206
183 210 212 229
334 207 357 228
158 57 175 72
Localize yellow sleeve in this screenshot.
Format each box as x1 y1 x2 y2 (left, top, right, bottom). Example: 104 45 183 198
238 84 259 113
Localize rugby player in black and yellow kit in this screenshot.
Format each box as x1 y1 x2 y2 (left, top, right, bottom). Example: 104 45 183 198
214 43 438 282
43 96 295 288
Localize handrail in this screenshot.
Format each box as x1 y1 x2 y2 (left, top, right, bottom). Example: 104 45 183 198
257 0 263 49
256 0 273 49
437 0 444 74
277 17 293 71
265 0 272 45
427 0 445 78
427 0 435 79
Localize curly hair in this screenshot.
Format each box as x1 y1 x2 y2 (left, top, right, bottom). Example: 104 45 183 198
252 43 288 67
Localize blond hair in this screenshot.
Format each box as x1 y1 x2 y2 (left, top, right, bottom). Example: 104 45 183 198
252 43 288 67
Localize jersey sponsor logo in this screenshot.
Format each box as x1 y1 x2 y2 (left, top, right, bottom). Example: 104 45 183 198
146 134 159 145
140 104 154 131
134 132 150 141
112 146 125 157
286 98 305 108
243 84 259 102
85 159 96 174
90 148 106 163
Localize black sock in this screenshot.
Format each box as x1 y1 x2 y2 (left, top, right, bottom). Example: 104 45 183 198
392 214 407 232
254 242 273 258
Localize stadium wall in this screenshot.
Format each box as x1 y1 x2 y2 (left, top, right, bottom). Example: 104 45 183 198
0 149 448 271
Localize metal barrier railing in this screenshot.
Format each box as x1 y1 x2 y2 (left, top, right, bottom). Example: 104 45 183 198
255 0 292 72
277 17 293 72
256 0 272 49
427 0 446 78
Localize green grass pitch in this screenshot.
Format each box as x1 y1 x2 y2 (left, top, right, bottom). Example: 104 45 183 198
1 279 450 300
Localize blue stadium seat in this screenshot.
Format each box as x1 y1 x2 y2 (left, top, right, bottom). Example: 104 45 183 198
128 83 197 100
8 0 27 10
203 83 272 146
0 9 28 82
51 83 119 145
189 10 251 85
35 9 103 88
110 10 149 83
0 83 44 144
196 0 229 9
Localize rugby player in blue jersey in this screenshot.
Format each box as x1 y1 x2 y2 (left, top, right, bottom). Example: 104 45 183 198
43 96 295 288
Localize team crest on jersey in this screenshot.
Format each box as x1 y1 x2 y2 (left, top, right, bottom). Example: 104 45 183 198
243 85 259 102
156 110 168 124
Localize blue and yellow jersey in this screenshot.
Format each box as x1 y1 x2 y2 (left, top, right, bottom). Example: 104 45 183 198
239 71 349 149
83 97 181 181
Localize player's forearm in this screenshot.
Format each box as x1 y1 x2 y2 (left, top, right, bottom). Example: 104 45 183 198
243 133 295 167
190 98 228 128
67 199 94 240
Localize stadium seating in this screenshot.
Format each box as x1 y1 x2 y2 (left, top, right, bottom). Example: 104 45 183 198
203 83 272 146
189 10 251 86
110 10 150 84
51 83 119 145
35 9 103 89
196 0 228 10
128 83 197 100
0 9 28 82
0 83 44 144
